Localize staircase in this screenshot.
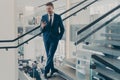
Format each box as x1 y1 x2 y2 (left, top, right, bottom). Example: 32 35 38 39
0 0 119 80
83 23 120 80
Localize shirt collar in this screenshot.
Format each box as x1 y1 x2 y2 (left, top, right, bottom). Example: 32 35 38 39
48 13 54 16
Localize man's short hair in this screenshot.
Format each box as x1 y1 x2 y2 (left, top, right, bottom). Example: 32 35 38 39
46 2 54 8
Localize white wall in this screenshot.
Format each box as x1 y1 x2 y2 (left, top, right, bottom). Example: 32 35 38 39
0 0 18 80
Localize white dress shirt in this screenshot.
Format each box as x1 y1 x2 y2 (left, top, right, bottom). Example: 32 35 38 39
48 13 54 25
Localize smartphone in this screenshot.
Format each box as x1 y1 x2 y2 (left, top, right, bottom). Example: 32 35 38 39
41 20 47 25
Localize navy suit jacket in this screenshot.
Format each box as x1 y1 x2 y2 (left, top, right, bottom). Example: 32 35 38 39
40 13 65 42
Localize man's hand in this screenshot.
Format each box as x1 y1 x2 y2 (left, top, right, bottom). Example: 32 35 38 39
41 21 47 29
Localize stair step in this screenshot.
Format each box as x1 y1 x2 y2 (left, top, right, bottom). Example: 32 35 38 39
19 70 32 80
47 74 66 80
101 33 120 40
93 64 120 80
107 25 120 30
106 30 120 34
92 71 106 80
93 40 120 46
83 45 120 57
106 25 120 34
92 54 120 73
55 65 76 80
97 73 113 80
108 23 120 27
64 58 76 69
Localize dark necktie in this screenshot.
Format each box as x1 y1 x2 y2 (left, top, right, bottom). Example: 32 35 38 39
49 15 52 27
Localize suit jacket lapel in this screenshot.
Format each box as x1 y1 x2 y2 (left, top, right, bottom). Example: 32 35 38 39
46 14 49 24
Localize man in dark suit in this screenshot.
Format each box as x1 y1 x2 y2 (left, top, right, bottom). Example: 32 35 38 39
40 2 65 79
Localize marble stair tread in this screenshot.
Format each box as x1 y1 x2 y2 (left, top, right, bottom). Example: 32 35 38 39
64 58 76 69
83 45 120 57
55 65 76 80
93 64 120 80
93 40 120 46
101 33 120 40
92 54 120 73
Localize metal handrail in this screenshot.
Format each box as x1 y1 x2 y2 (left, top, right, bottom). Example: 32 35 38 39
0 32 42 50
77 4 120 35
0 25 41 43
63 0 98 21
60 0 88 15
0 0 89 43
75 12 120 45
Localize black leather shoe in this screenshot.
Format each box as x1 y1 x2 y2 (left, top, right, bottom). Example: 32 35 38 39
44 74 48 79
50 69 58 76
44 73 51 79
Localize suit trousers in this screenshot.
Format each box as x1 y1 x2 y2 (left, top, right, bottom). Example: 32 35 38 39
43 37 59 74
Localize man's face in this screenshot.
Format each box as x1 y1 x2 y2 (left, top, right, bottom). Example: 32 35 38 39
46 6 54 14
